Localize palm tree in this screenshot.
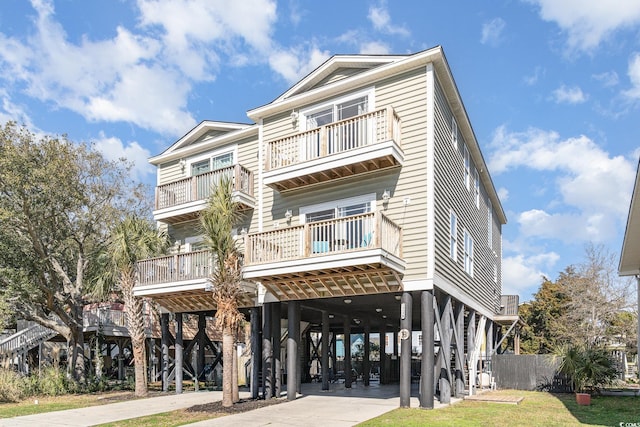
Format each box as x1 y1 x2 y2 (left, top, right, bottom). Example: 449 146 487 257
200 176 244 408
93 215 167 397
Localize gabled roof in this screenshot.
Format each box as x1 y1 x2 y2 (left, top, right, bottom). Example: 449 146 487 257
275 54 406 102
619 158 640 276
149 120 256 165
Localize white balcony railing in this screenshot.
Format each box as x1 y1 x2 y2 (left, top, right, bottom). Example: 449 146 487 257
265 106 401 171
155 164 253 210
136 250 213 286
244 211 402 265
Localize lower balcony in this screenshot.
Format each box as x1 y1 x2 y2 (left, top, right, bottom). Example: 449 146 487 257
243 211 405 300
153 164 255 224
135 250 256 312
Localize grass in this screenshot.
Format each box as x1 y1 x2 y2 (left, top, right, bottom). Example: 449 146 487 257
0 391 145 418
358 390 640 427
3 389 638 426
95 409 217 427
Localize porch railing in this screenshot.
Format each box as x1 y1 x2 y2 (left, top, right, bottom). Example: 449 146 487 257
244 211 402 265
136 250 214 286
265 106 401 171
83 307 126 329
155 164 253 210
83 305 154 333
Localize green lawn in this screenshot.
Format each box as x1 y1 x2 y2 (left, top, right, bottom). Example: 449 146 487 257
358 390 640 427
3 389 638 426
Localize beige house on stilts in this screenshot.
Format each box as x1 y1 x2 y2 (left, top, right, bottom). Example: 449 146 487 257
134 46 518 407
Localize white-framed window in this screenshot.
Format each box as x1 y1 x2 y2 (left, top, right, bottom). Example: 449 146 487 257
488 200 493 249
188 147 236 177
474 168 480 208
300 88 374 158
449 210 457 260
186 147 236 200
463 229 474 277
451 117 458 149
300 88 374 132
463 145 470 191
300 194 376 252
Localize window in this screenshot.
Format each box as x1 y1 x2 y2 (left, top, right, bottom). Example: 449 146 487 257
190 150 235 176
474 169 480 208
301 194 376 253
301 90 373 158
464 230 474 277
304 96 369 129
188 148 236 200
488 200 493 249
451 117 458 149
449 211 457 260
463 145 470 191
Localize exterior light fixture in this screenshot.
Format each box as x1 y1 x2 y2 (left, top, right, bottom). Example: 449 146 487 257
394 295 402 301
179 158 186 173
205 282 213 292
285 209 293 221
382 189 391 202
328 314 334 319
290 110 299 125
344 298 352 304
376 308 383 313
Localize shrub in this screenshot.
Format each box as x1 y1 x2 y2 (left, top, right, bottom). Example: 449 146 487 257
557 344 618 393
33 367 76 396
0 368 25 402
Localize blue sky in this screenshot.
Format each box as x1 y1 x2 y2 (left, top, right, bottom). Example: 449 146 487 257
1 0 640 301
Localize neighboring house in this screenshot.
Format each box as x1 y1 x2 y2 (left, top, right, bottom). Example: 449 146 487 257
618 157 640 379
135 46 512 406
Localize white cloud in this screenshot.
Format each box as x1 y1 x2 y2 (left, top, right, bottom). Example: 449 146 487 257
502 252 559 298
268 45 330 84
0 0 286 136
480 18 506 46
592 71 619 88
527 0 640 53
489 126 636 243
85 65 194 135
623 52 640 100
523 66 545 86
359 41 391 55
497 187 509 202
552 85 588 104
517 209 616 243
0 91 35 129
288 0 304 26
93 132 154 182
368 2 410 37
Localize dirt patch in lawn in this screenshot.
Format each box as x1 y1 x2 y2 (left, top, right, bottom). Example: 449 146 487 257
186 397 286 415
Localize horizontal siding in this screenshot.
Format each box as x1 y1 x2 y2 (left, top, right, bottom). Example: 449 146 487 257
158 159 182 185
158 131 259 242
375 67 428 281
259 66 430 281
432 76 500 313
314 68 366 87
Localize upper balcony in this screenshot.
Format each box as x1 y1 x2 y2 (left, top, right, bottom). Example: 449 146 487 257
264 107 403 192
242 211 405 301
134 250 256 312
153 164 255 224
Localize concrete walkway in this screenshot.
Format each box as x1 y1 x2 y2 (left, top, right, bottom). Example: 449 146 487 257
0 382 455 427
0 390 242 427
186 383 438 427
